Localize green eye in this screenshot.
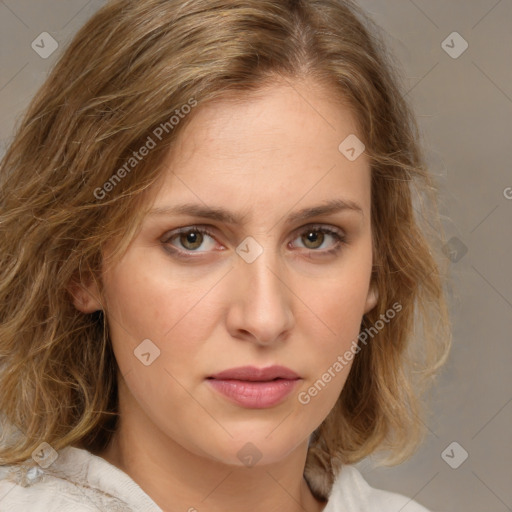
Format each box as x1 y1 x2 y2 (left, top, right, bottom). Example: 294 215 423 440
162 224 346 260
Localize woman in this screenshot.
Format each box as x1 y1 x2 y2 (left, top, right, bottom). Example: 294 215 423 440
0 0 451 510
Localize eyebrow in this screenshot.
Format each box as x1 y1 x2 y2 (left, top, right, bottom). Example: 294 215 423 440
148 198 363 225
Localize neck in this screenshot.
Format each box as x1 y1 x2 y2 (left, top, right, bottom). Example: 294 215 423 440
94 386 327 512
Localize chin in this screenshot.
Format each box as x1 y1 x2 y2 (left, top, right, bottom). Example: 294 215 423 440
196 429 307 469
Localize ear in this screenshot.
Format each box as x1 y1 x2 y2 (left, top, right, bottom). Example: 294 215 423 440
67 273 103 314
363 281 378 314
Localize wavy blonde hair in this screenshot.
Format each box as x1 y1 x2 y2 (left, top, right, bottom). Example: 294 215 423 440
0 0 451 493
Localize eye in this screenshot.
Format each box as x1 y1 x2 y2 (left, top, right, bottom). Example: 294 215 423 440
163 227 218 253
162 224 346 260
290 225 346 253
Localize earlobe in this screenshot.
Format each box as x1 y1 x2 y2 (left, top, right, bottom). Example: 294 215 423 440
364 282 379 314
67 275 103 313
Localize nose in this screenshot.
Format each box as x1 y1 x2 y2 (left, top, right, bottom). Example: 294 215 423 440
225 248 295 346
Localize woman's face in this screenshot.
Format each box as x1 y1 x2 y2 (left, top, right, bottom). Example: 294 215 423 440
81 79 377 467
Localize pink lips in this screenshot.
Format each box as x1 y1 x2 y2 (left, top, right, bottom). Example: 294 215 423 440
206 365 301 409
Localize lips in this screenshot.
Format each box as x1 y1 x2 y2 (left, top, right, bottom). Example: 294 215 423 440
207 365 300 382
206 365 301 409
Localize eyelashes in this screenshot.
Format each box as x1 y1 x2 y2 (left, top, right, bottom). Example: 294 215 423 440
162 224 347 260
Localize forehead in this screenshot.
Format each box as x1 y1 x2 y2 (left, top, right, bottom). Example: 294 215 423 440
149 79 371 219
170 80 362 158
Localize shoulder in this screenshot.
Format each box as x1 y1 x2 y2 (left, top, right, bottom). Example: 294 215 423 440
0 466 106 511
0 446 158 512
325 464 433 512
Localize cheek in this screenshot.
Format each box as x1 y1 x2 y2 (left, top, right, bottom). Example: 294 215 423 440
293 273 369 417
305 292 362 381
295 257 372 400
101 251 222 366
308 262 372 339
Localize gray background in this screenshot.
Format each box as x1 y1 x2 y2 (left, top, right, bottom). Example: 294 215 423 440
0 1 511 511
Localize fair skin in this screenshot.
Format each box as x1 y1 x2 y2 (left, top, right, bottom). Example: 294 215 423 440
72 78 377 512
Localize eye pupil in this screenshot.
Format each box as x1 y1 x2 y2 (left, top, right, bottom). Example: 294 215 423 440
303 230 324 249
180 230 203 250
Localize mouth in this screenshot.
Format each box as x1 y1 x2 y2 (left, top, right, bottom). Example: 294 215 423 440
206 365 301 409
207 365 300 381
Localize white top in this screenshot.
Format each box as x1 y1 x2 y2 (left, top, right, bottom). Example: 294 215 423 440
0 446 433 511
